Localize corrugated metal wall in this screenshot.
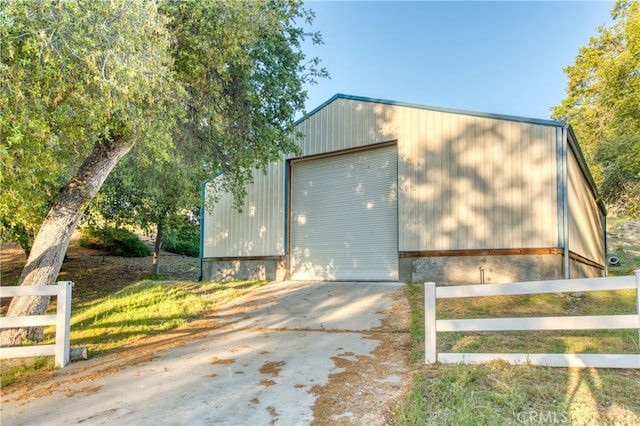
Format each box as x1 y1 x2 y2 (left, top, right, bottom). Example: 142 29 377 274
203 96 571 260
302 97 560 252
567 148 605 265
202 162 285 257
395 106 560 251
293 99 398 157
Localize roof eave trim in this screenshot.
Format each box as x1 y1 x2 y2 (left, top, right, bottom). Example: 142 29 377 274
294 94 343 126
297 93 565 128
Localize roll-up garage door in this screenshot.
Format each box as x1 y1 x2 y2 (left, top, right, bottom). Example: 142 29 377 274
290 144 398 281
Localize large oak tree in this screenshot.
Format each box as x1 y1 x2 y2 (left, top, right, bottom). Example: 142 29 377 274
0 0 325 345
88 0 327 276
1 0 178 345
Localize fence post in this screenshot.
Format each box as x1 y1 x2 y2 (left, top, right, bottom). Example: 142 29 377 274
425 282 437 364
54 281 73 368
636 270 640 351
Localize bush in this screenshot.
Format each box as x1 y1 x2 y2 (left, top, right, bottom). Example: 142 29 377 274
162 213 199 258
163 239 199 257
78 226 151 257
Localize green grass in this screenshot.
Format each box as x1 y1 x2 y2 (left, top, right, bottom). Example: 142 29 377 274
398 360 640 425
68 279 266 355
396 283 640 425
606 216 640 276
436 289 639 354
0 357 56 389
1 279 266 387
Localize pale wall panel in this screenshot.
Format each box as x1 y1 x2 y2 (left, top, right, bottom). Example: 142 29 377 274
397 106 559 251
203 162 285 257
293 98 398 158
204 97 567 259
567 149 605 265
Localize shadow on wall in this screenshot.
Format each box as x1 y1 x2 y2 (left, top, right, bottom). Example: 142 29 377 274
289 101 401 281
399 114 560 284
289 143 399 281
291 99 561 284
204 259 287 282
399 116 558 247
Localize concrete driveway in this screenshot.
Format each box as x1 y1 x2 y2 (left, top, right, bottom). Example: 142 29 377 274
1 281 407 425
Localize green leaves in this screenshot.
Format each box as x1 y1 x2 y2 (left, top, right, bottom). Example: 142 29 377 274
0 0 178 250
1 0 327 251
163 0 325 206
553 0 640 216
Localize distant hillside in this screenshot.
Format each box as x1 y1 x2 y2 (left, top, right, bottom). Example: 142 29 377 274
606 217 640 276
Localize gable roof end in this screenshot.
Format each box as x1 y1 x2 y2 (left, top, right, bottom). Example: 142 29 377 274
296 93 565 128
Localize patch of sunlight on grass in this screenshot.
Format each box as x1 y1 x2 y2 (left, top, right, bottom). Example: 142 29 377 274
580 289 637 315
437 293 571 320
2 280 266 388
69 279 266 355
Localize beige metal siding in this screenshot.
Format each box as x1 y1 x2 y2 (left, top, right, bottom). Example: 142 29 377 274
296 98 560 252
290 145 398 280
567 149 605 265
294 98 398 158
395 106 559 251
203 162 285 257
204 96 564 260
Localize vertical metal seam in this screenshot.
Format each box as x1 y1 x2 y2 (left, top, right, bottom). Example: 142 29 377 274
562 125 570 279
396 142 400 254
199 178 210 281
603 214 608 276
284 160 289 257
556 127 564 249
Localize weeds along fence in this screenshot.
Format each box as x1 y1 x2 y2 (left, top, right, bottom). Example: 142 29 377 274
0 281 73 368
425 270 640 369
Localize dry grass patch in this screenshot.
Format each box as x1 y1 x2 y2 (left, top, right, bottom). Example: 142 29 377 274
259 360 285 376
210 357 235 365
397 283 640 425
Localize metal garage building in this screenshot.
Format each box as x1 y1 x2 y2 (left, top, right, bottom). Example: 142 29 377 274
200 94 606 284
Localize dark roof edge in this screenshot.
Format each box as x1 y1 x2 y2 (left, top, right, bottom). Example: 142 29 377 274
296 93 565 128
295 93 342 125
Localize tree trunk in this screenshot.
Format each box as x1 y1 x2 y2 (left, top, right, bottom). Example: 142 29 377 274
152 222 164 276
0 136 133 346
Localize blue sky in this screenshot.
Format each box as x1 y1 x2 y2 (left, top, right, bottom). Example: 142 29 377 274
300 1 614 121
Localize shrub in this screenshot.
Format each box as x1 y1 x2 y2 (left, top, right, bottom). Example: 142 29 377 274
163 239 199 257
162 213 199 258
78 226 150 257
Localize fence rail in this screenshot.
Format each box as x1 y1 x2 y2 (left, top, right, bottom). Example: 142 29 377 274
0 281 74 368
425 271 640 369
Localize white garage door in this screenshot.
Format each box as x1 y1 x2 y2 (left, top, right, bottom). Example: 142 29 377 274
290 144 398 281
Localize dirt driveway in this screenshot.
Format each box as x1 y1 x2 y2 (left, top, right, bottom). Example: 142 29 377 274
1 281 414 425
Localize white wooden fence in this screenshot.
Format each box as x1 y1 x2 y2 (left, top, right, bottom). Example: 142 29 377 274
0 281 74 368
425 270 640 369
